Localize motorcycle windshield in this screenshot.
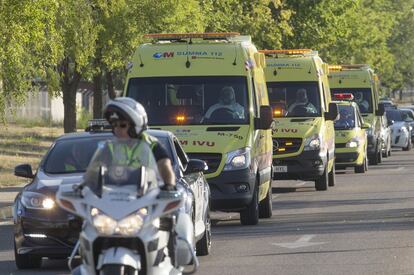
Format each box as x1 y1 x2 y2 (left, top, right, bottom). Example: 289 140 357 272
83 138 161 197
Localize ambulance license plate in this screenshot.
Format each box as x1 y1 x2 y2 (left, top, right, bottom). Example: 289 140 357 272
274 166 287 173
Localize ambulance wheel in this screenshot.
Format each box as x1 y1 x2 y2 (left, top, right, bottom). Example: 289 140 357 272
240 182 259 225
14 241 42 269
369 146 380 165
196 210 211 256
315 166 328 191
328 161 335 187
355 158 366 174
259 182 273 218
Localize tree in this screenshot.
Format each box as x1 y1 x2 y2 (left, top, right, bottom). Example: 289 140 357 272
0 0 61 122
200 0 292 49
55 0 97 132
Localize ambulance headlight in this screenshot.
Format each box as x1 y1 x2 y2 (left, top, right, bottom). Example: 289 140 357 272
304 135 321 151
346 138 359 148
224 148 251 171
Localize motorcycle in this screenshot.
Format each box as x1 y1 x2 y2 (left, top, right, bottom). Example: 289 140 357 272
56 139 198 275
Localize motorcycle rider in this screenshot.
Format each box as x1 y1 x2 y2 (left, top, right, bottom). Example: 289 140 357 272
103 97 176 190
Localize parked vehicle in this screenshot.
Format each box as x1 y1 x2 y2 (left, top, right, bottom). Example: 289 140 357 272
399 108 414 142
56 138 197 275
13 122 211 269
386 109 412 151
380 112 392 157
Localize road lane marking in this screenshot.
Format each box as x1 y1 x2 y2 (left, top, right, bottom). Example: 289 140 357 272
272 234 326 249
0 220 12 226
295 181 306 187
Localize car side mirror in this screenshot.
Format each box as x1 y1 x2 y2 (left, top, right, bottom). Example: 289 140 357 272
255 106 273 130
185 159 208 174
14 164 34 179
388 120 394 127
376 103 385 116
361 122 371 129
325 103 339 121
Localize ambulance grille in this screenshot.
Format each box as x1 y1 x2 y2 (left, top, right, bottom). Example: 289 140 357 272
335 143 347 148
186 153 222 174
273 138 302 155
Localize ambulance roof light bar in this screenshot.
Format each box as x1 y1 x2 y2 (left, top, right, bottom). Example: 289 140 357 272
333 64 370 70
259 49 317 56
144 32 241 41
333 93 354 101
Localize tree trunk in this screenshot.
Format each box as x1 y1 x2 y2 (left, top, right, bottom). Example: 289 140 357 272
60 59 81 133
93 72 103 118
106 70 117 99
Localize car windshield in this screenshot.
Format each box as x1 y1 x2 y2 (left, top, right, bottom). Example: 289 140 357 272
126 76 249 125
83 139 161 197
266 82 321 117
331 88 373 114
386 110 404 122
44 137 109 174
334 105 356 130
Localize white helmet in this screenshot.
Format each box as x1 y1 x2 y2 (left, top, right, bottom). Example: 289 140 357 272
103 97 148 137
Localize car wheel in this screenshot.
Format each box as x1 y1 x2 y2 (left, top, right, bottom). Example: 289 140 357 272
315 165 328 191
14 241 42 269
196 209 211 256
259 181 273 219
403 138 411 151
240 180 259 225
328 161 335 187
377 148 382 163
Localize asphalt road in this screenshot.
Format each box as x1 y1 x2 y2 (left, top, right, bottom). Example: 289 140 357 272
1 149 414 275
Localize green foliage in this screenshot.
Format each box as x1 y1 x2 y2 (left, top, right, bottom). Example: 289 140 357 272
76 108 92 130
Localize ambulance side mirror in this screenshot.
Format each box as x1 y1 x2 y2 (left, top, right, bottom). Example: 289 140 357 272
376 103 385 116
255 106 273 130
325 103 339 121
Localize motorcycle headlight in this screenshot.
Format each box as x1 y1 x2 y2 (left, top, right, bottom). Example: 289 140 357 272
304 134 321 151
346 138 359 148
21 191 55 210
91 208 147 236
224 148 251 171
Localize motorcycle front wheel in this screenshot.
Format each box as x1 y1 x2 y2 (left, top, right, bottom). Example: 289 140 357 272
100 264 137 275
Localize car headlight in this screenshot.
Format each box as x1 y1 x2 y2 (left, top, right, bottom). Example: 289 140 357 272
346 138 359 148
21 191 55 210
304 134 321 151
224 148 251 171
91 208 147 236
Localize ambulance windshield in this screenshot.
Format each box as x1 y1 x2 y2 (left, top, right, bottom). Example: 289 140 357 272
331 88 373 114
127 76 249 125
266 82 321 117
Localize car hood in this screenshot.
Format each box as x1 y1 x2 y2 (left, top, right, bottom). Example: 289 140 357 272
25 171 84 196
272 117 321 138
390 121 407 130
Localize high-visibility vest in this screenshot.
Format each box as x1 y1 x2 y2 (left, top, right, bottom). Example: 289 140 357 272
108 133 158 167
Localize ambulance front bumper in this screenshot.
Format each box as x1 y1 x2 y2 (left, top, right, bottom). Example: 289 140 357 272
207 168 256 212
272 150 327 181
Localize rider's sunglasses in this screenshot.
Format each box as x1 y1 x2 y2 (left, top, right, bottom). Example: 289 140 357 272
111 121 129 129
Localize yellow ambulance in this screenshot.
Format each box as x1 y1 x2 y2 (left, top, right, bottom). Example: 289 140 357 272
332 93 369 173
124 33 273 225
259 49 338 191
328 65 385 165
